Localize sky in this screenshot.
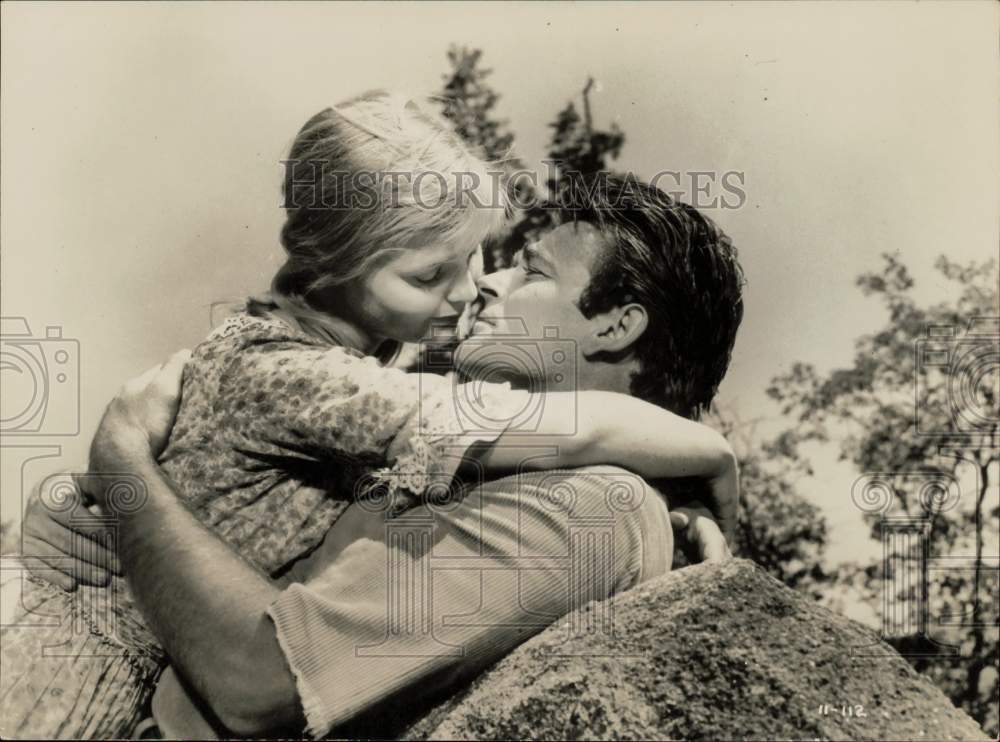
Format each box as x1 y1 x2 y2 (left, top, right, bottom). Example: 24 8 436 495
2 2 998 575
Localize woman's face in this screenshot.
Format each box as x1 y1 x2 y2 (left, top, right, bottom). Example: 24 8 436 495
344 242 483 343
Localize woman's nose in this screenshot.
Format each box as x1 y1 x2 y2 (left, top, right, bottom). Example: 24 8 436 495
447 267 479 305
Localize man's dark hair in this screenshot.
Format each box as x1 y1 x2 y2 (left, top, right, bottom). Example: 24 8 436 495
559 174 745 419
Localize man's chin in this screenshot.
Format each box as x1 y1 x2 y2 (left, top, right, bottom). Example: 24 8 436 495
468 319 497 338
422 315 463 345
453 343 528 388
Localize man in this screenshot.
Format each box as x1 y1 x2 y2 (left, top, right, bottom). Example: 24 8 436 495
19 176 745 737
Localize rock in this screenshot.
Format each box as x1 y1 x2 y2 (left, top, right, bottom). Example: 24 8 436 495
400 559 988 741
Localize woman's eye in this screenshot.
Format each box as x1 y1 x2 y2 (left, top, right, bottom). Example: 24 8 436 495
414 267 444 285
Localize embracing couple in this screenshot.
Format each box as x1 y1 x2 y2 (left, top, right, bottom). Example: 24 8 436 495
1 90 745 739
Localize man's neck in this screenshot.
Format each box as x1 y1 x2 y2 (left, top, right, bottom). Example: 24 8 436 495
573 357 638 397
454 356 639 398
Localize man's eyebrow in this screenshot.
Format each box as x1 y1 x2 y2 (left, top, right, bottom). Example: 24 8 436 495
524 243 557 271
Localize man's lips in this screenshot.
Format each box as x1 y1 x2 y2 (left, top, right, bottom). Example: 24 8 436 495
470 314 496 336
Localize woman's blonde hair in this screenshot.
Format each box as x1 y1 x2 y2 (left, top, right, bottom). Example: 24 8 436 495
274 90 509 302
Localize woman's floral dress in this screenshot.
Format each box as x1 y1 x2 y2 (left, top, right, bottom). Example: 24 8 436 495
0 310 527 739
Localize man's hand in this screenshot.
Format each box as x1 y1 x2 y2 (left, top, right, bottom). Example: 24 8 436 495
88 350 189 504
669 502 732 564
20 350 189 590
20 474 122 590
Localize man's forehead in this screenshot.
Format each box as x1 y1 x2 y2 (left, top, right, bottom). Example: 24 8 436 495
535 221 608 265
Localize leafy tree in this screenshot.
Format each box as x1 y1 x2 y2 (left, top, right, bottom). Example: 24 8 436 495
767 254 999 736
695 408 837 602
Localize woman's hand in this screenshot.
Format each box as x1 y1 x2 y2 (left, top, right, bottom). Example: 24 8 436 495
705 451 740 548
670 502 733 564
487 391 742 547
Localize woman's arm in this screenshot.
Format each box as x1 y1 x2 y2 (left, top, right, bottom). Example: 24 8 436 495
217 343 737 543
475 390 739 543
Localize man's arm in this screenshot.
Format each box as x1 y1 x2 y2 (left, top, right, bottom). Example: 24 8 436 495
86 352 303 736
53 350 730 739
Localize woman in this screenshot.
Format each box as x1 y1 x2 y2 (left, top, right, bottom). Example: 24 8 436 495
1 90 738 739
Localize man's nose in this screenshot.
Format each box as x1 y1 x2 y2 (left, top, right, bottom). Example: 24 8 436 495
476 267 515 304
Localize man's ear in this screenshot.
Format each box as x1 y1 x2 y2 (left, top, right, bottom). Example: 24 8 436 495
583 303 649 355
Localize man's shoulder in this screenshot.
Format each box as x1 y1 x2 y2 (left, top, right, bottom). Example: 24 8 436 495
464 466 664 515
478 465 653 485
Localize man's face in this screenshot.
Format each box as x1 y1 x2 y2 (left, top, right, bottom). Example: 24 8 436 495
455 221 608 386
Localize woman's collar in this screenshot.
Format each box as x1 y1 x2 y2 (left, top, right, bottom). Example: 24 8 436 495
263 291 375 352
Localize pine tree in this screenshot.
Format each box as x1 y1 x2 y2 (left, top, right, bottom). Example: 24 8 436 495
438 46 534 271
547 79 625 181
439 46 516 163
492 78 627 270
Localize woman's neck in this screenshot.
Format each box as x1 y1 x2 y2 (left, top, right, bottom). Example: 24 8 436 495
313 314 383 355
270 292 384 354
